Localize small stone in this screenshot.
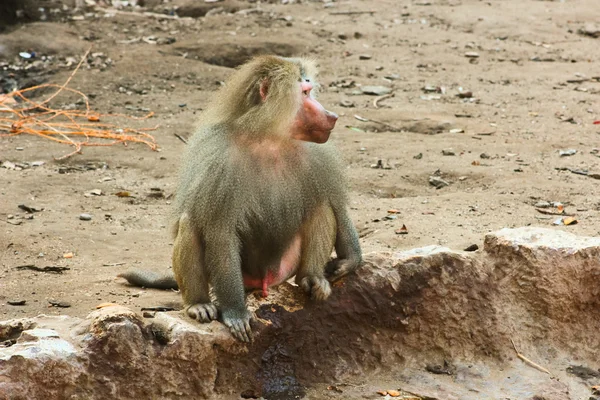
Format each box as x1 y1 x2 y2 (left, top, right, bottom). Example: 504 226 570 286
84 189 103 197
464 244 479 252
79 213 92 221
429 176 450 189
49 300 71 308
8 300 26 306
559 149 577 157
340 99 355 108
480 153 491 159
360 86 393 96
359 54 372 60
535 201 551 208
414 153 423 160
442 149 456 156
465 52 480 58
579 23 600 38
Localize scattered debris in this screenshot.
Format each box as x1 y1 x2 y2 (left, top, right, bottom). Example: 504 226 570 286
15 265 70 274
140 306 177 312
174 133 188 144
559 149 577 157
511 338 553 376
360 86 393 96
464 244 479 252
373 93 394 108
395 224 408 235
48 300 71 308
578 23 600 38
553 217 578 226
0 48 158 160
79 213 92 221
426 360 455 375
330 10 376 15
84 189 103 197
371 159 392 169
353 114 399 131
18 204 43 213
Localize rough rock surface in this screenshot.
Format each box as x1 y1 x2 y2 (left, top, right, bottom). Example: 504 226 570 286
1 227 600 399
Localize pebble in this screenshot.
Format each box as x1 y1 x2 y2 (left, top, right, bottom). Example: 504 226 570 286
442 149 456 156
465 52 480 58
429 176 450 189
480 153 491 159
8 300 26 306
360 86 393 96
559 149 577 157
79 213 92 221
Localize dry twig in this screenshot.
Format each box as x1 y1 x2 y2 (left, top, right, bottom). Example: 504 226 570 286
510 338 553 376
373 93 394 109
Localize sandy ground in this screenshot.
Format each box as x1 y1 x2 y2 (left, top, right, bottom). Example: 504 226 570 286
1 0 600 397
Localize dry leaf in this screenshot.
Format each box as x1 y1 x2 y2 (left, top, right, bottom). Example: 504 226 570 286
63 252 74 258
115 191 132 197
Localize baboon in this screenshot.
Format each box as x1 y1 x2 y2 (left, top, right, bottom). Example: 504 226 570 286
120 55 362 342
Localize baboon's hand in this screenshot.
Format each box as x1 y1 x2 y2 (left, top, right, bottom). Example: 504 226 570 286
187 303 218 322
222 310 253 343
300 275 332 301
325 258 361 281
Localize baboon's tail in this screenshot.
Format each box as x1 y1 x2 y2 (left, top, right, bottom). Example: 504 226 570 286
118 270 178 290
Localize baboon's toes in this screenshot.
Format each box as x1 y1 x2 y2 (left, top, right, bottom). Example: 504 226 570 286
187 303 218 322
300 276 331 301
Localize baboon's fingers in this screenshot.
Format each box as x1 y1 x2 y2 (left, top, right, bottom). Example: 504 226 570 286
300 276 332 301
325 258 359 281
187 303 218 323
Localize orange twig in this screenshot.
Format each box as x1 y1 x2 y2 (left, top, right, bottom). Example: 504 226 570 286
0 47 158 160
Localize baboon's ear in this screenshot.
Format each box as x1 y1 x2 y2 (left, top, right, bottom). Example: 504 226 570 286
259 79 270 102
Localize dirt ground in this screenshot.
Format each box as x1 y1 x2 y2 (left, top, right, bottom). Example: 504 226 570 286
1 0 600 397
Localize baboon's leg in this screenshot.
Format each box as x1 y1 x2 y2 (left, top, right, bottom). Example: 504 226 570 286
294 203 337 300
172 214 217 322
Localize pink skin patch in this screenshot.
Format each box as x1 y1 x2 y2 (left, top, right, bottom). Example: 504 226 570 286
290 81 338 144
243 234 302 297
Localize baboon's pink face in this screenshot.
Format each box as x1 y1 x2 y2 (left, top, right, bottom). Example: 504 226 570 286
290 81 338 144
